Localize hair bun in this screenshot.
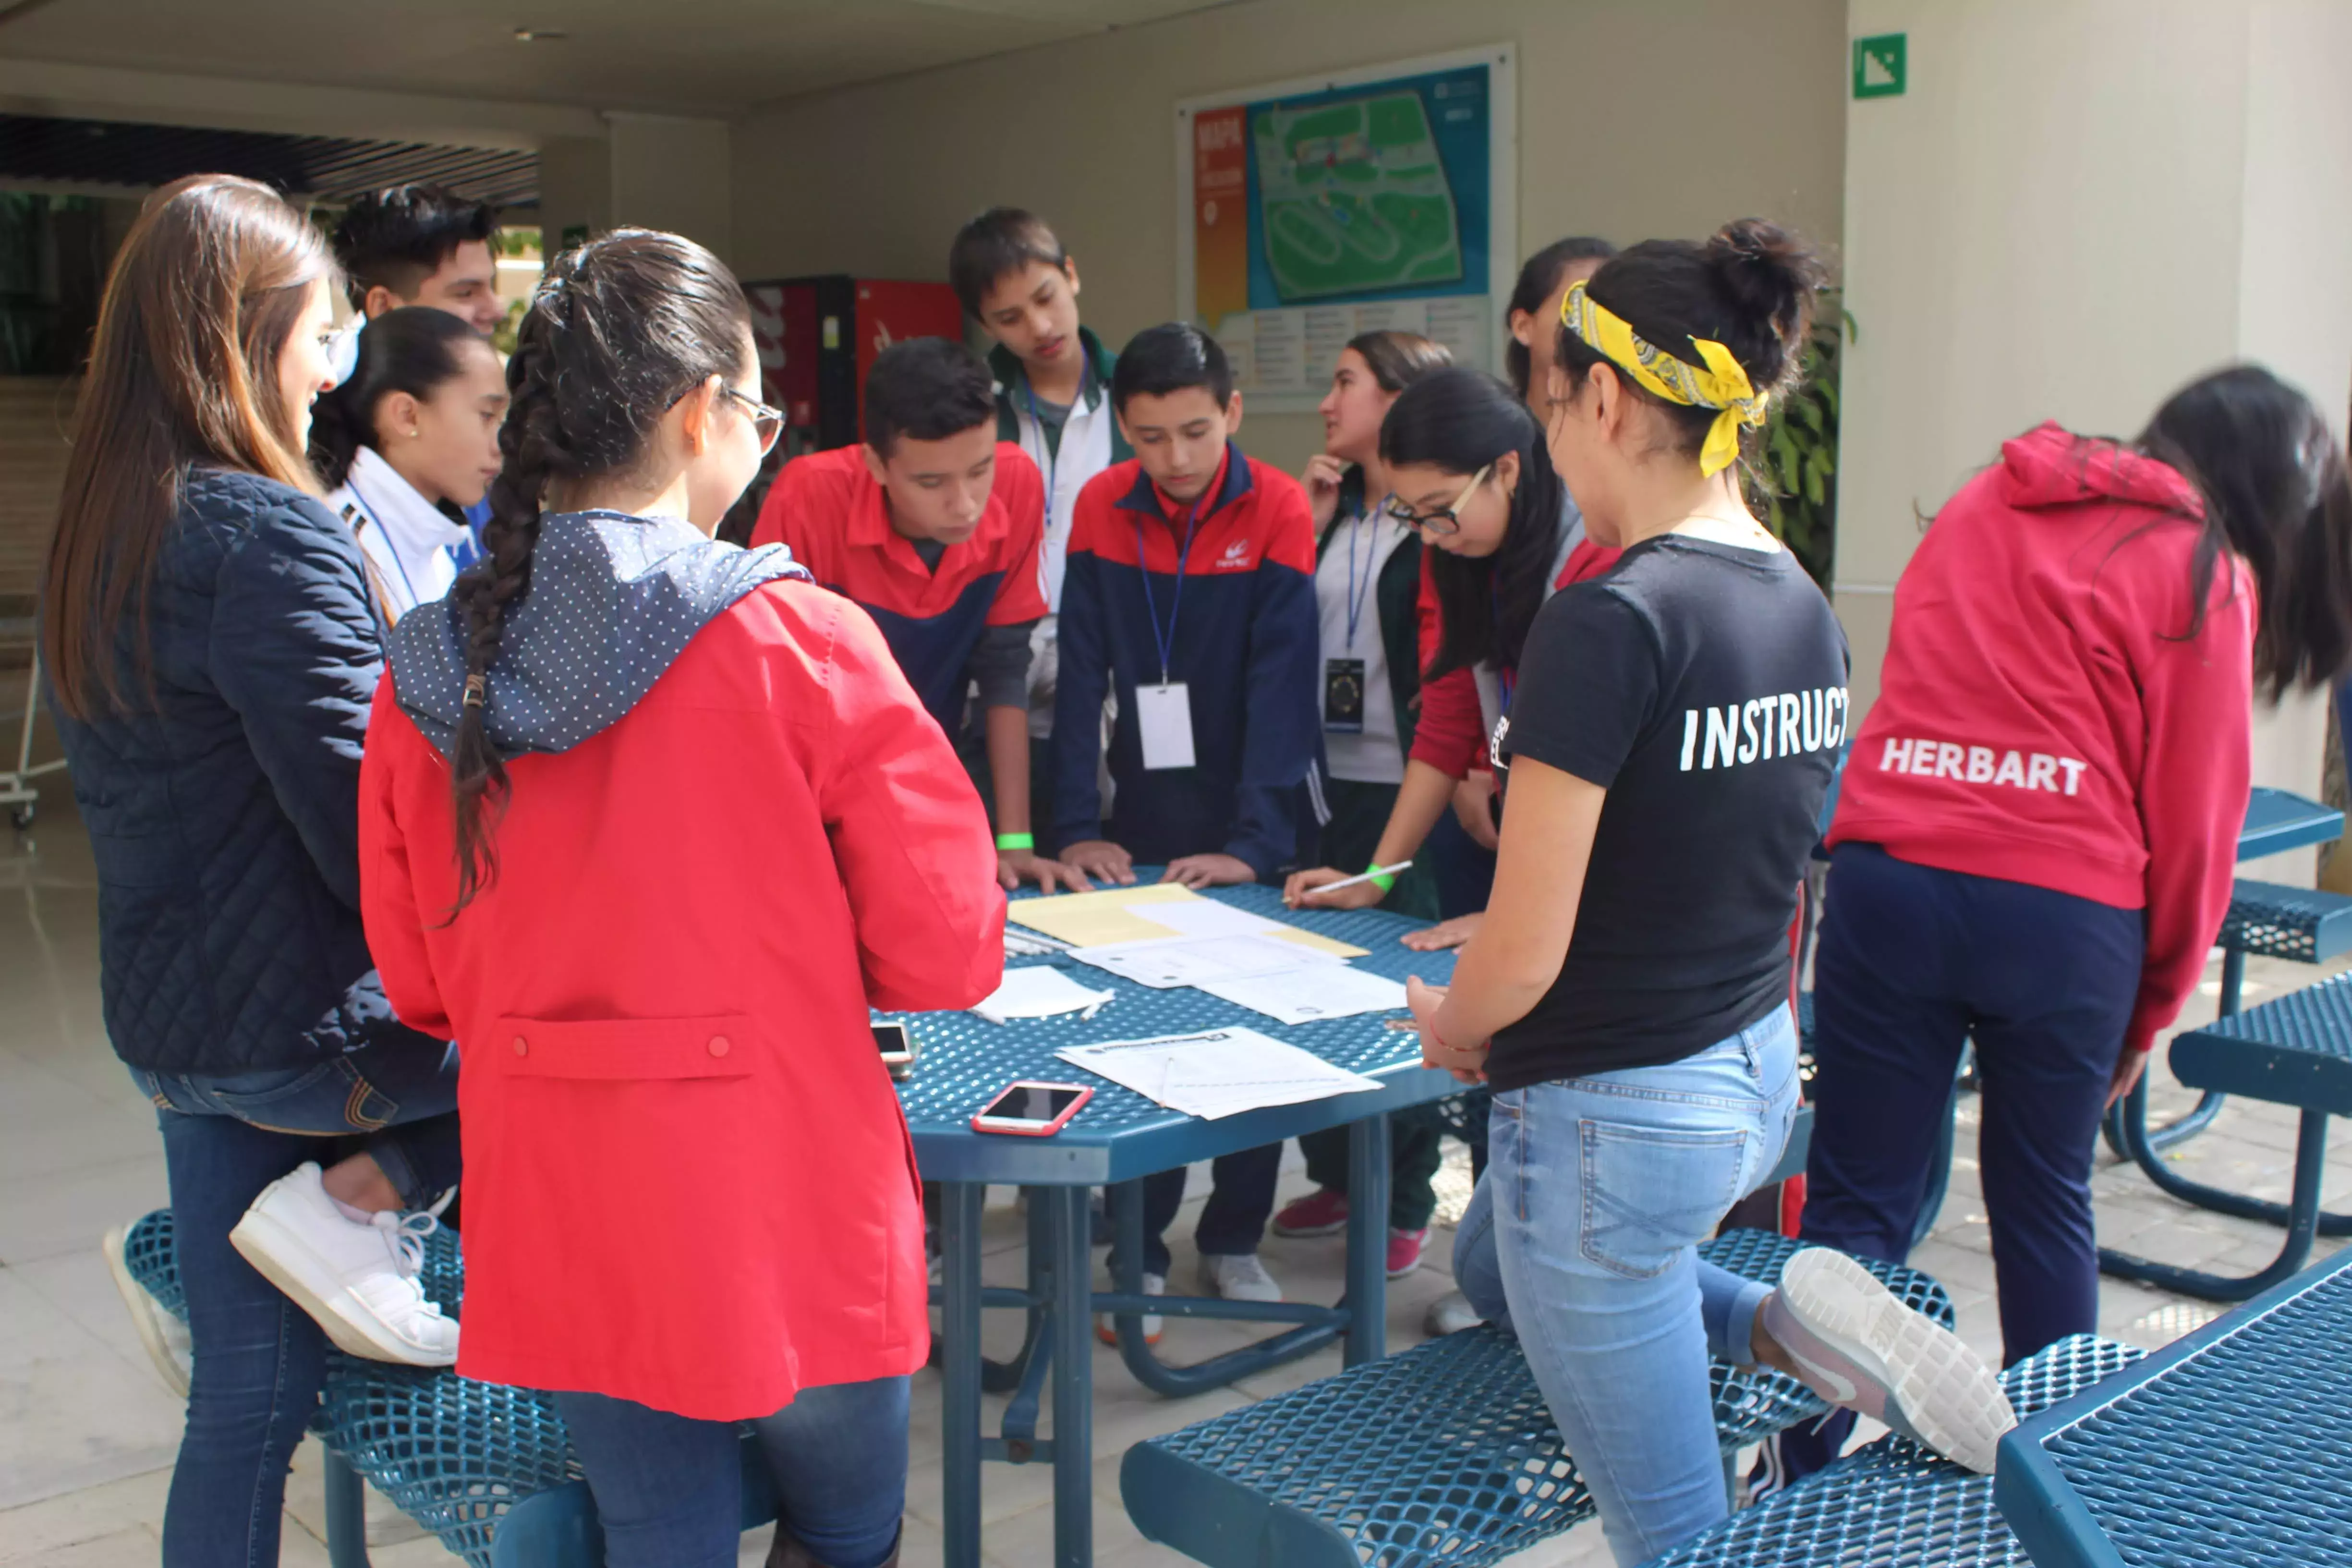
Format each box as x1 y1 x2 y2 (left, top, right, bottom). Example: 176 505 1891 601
1703 219 1825 359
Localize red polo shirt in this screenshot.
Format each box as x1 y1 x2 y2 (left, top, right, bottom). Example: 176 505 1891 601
751 443 1047 734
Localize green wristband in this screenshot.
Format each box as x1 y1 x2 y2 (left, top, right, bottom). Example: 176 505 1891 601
1366 863 1397 893
996 832 1035 852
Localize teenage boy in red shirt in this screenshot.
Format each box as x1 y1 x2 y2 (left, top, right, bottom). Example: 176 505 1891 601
754 337 1081 892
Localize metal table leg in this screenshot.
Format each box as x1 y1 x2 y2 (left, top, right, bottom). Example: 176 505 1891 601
2101 1073 2352 1237
2100 1110 2332 1301
324 1448 371 1568
1048 1185 1093 1568
940 1180 986 1568
1344 1111 1391 1367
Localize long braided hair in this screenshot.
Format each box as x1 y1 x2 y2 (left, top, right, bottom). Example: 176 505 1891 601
446 228 753 912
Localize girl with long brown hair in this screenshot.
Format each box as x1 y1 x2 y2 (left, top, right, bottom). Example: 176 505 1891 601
360 229 1000 1568
50 173 464 1568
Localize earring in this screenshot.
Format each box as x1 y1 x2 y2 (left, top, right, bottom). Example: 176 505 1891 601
407 429 420 438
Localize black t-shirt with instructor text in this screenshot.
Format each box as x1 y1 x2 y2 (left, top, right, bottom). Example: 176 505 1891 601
1486 534 1849 1091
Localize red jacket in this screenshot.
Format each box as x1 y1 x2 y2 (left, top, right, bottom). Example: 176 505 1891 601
360 516 1001 1419
1410 536 1622 778
1830 424 2254 1055
748 444 1047 736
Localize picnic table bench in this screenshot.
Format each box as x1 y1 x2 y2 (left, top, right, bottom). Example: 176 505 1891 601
1643 1333 2143 1568
2100 964 2352 1300
1117 1229 1951 1568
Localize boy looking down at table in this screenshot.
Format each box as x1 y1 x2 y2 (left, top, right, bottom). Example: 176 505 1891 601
753 337 1081 891
1050 321 1321 1317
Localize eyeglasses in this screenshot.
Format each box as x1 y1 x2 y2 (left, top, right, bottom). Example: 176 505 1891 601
718 384 785 455
1380 464 1492 536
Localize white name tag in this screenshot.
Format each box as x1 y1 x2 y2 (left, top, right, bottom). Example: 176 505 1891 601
1136 682 1196 771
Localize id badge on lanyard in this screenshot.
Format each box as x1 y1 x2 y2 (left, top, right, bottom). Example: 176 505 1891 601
1136 682 1196 770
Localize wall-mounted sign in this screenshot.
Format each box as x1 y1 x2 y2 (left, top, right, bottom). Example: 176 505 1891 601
1176 45 1517 411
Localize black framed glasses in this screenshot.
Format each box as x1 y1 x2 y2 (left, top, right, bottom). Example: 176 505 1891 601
719 384 785 455
1379 463 1492 536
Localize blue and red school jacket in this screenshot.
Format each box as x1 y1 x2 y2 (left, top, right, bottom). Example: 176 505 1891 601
750 443 1047 736
1050 445 1320 881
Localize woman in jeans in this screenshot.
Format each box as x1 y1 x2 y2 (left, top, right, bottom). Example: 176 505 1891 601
46 174 464 1568
360 230 1002 1568
1419 220 2012 1565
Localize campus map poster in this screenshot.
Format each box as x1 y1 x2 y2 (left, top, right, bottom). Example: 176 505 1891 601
1176 47 1517 411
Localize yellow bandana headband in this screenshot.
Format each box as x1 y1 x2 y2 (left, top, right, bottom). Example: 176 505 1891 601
1560 280 1768 477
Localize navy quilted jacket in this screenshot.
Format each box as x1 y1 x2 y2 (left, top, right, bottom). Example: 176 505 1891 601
52 468 436 1074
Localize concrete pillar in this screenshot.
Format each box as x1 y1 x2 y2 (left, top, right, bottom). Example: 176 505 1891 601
1835 0 2352 882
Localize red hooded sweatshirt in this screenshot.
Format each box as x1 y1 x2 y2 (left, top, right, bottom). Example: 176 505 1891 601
1829 423 2255 1057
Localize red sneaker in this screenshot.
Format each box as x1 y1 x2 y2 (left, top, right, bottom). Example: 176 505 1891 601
1386 1228 1429 1279
1270 1188 1350 1238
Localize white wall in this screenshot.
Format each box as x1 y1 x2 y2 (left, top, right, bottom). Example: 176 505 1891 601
1837 0 2352 880
729 0 1848 472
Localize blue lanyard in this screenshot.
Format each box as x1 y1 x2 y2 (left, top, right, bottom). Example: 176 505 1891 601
346 478 426 610
1340 501 1387 652
1135 490 1208 687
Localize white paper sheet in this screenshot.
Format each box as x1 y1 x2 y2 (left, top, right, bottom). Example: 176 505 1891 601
971 966 1116 1025
1055 1027 1383 1119
1063 933 1343 989
1140 901 1287 939
1195 966 1410 1027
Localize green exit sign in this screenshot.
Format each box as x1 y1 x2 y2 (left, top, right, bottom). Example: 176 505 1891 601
1854 33 1906 98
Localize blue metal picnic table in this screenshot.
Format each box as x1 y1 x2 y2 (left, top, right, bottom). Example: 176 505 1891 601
893 883 1463 1568
1997 1244 2352 1566
2235 785 2345 861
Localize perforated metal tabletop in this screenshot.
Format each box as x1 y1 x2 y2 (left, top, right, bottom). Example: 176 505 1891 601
1998 1247 2352 1567
895 884 1460 1185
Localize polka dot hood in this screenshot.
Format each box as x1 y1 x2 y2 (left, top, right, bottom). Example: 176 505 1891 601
388 510 811 759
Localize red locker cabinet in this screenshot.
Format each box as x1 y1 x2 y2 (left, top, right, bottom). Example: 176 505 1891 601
744 275 965 452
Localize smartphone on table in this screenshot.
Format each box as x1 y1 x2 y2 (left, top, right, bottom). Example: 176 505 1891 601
970 1082 1092 1136
873 1021 917 1080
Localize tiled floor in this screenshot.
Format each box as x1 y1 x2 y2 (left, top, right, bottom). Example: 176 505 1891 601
1 805 2345 1567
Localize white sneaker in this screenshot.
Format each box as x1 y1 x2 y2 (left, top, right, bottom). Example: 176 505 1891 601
1097 1271 1164 1345
1197 1252 1282 1303
1422 1289 1484 1338
230 1163 459 1367
1760 1247 2017 1474
101 1223 191 1398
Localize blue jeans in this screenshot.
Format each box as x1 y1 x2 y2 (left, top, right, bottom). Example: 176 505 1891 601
1454 1007 1801 1566
555 1377 910 1568
135 1044 462 1568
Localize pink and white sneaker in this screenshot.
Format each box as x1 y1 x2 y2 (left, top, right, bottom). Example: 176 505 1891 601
1759 1247 2016 1474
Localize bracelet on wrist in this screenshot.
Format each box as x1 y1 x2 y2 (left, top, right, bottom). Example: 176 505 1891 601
1366 862 1397 893
996 832 1036 852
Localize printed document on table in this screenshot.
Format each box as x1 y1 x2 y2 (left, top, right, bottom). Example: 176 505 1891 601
1055 1027 1383 1119
1064 933 1345 989
1007 884 1368 958
1196 966 1410 1027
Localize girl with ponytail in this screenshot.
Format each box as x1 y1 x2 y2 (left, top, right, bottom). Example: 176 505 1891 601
1422 220 2012 1564
358 230 1002 1568
1775 365 2352 1485
310 305 506 623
